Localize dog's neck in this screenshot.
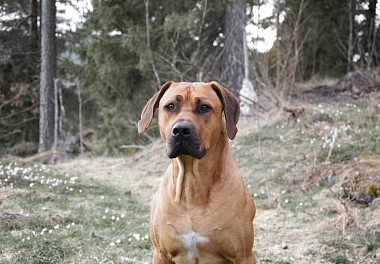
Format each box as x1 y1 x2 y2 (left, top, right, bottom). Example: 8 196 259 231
171 132 229 207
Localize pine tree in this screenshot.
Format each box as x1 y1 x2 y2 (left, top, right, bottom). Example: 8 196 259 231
0 0 41 148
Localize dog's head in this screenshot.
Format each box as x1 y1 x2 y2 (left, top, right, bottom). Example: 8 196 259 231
138 82 240 159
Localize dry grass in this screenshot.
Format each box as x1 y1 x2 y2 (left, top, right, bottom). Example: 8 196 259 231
1 91 380 263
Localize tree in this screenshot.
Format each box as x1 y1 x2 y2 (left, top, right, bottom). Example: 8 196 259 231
63 0 228 153
39 0 56 152
221 0 246 96
0 0 41 148
357 0 378 69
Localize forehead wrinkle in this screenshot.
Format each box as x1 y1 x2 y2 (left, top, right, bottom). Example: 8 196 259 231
161 82 221 107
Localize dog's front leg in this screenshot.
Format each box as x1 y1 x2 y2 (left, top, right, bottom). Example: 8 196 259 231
235 252 256 264
153 249 173 264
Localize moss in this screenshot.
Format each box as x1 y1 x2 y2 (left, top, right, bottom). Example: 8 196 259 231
365 185 380 197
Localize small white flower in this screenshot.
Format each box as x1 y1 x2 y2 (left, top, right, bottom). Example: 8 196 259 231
285 199 289 204
54 225 59 230
101 196 105 199
115 239 121 244
120 214 125 218
48 230 52 233
105 208 109 213
109 242 115 247
133 234 140 241
144 235 149 239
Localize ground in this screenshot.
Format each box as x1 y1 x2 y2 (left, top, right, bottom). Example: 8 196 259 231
1 89 380 263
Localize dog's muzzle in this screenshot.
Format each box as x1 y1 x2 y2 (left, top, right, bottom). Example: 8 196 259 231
166 122 206 159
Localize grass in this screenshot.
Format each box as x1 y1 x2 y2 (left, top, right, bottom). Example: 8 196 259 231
1 98 379 263
321 229 380 263
363 231 380 253
0 161 152 263
329 255 351 264
234 100 380 262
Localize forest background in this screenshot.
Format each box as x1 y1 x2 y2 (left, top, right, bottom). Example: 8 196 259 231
1 1 380 263
1 0 379 156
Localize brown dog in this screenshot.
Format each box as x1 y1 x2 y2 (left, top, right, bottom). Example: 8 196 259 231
138 81 256 263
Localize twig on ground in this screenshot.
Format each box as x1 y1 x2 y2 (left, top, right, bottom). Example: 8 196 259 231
101 222 132 259
120 144 150 149
328 188 360 235
253 103 271 208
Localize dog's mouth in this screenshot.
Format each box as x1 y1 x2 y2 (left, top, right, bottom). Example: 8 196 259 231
166 122 207 159
166 139 207 159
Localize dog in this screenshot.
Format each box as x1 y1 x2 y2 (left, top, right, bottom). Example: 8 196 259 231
138 81 256 263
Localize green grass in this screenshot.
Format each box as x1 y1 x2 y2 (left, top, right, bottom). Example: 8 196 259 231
363 231 380 253
329 255 351 264
0 161 152 263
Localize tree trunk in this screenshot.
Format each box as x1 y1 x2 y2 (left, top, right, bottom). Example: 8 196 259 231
39 0 56 152
366 0 377 69
76 79 84 155
347 0 353 73
221 0 246 96
30 0 38 49
275 0 281 92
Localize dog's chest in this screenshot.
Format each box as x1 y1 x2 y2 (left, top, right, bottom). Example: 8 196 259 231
154 209 236 263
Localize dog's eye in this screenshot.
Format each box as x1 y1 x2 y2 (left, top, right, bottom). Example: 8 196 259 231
199 104 211 113
165 103 176 111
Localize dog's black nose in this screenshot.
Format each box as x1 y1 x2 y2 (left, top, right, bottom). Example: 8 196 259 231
171 122 193 139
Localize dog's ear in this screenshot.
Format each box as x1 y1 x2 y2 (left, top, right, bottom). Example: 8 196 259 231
138 81 173 133
211 81 241 140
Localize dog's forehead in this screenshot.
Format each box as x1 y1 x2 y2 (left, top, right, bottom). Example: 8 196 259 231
160 82 219 103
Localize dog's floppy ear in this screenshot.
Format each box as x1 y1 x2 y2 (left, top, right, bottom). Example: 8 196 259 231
138 81 173 133
211 81 241 140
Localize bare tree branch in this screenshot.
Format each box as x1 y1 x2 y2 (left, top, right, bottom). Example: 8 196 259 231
144 0 161 91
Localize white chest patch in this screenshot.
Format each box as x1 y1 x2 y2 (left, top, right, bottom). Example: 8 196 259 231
177 232 210 259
